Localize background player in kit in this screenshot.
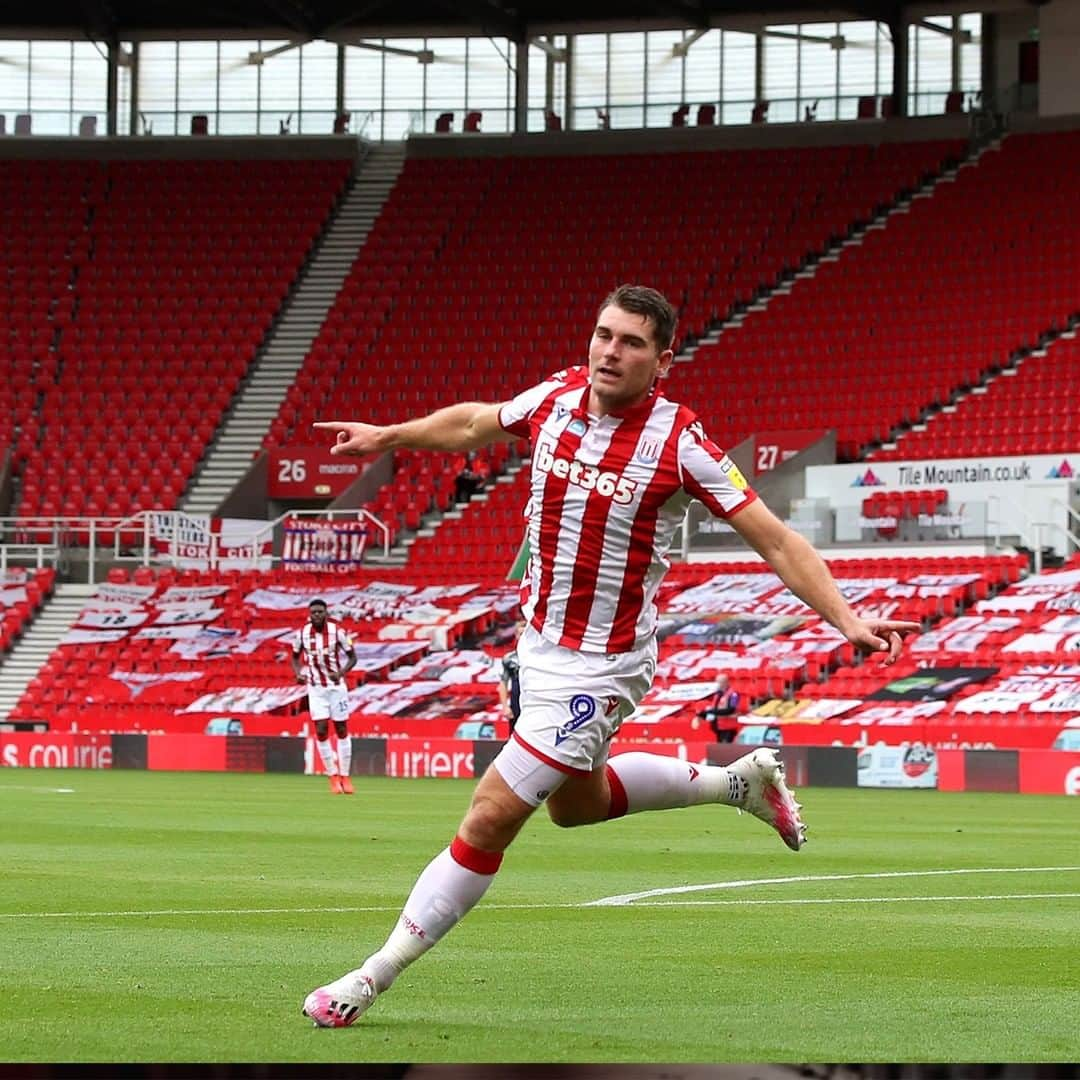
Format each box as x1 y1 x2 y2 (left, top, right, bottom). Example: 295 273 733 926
291 598 358 794
497 616 526 733
302 284 921 1025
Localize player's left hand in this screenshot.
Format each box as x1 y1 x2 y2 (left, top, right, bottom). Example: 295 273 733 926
844 619 922 665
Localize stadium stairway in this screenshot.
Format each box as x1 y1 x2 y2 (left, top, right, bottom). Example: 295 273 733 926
874 318 1080 461
182 143 407 516
0 583 95 722
402 456 528 566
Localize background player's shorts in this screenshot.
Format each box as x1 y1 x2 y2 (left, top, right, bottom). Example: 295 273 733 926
307 683 350 723
509 624 656 774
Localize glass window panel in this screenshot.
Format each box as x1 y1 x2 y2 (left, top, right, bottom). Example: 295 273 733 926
426 36 466 120
381 110 413 140
0 40 30 111
909 17 952 115
381 38 428 131
837 19 885 112
176 40 218 111
218 39 260 132
299 39 337 109
138 40 177 121
960 12 982 98
574 34 607 109
609 32 644 127
465 38 513 133
683 30 720 106
798 23 838 117
528 37 565 131
763 26 798 116
72 46 107 115
258 38 300 121
646 29 683 117
345 42 384 139
28 40 72 118
722 31 756 123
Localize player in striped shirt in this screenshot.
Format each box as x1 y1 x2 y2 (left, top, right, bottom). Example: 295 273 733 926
302 284 920 1026
291 598 358 794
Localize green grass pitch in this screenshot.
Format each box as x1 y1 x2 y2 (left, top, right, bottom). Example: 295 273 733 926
1 768 1078 1063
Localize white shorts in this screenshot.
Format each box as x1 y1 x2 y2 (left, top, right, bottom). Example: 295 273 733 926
307 683 350 724
497 625 656 781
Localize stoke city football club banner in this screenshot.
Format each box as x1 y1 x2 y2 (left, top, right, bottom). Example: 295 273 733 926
282 517 368 572
150 515 272 571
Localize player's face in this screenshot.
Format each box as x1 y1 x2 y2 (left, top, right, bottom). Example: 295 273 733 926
309 605 327 628
588 305 673 415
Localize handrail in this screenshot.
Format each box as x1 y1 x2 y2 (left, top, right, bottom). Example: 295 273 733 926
0 508 393 585
1047 497 1080 554
987 493 1077 574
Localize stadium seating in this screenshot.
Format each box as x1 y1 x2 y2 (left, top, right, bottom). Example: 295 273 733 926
7 159 350 528
264 141 962 547
0 568 54 654
13 554 1062 750
670 130 1080 462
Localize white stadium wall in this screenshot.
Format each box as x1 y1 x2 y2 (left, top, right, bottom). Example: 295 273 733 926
806 453 1080 557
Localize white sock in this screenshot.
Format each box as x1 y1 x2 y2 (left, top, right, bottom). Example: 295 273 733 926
336 735 352 777
606 752 745 816
357 836 502 994
315 737 336 776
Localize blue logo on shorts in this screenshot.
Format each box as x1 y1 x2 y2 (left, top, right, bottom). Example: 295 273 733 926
555 694 596 746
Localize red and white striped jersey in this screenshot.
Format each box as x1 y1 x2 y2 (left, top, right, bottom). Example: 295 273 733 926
292 620 354 687
499 366 757 655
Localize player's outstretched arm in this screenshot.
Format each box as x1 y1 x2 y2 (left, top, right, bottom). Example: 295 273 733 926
314 402 514 457
728 500 921 664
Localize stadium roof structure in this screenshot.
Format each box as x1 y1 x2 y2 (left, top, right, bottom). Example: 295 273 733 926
0 0 927 43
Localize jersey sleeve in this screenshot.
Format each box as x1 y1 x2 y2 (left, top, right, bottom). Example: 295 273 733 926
498 367 582 438
677 420 757 518
290 629 303 655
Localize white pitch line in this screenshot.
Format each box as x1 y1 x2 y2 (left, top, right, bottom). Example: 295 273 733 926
2 894 1079 921
585 865 1080 906
621 893 1080 908
2 867 1079 921
0 785 75 794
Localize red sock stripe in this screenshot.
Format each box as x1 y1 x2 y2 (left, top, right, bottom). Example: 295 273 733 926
450 835 504 876
605 764 628 820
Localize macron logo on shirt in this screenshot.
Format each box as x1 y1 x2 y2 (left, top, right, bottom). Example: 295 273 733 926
533 439 638 505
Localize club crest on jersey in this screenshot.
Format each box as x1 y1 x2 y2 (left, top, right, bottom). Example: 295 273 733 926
634 437 661 464
554 694 596 746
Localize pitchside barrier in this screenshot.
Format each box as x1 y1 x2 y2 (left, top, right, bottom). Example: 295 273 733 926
2 731 1078 796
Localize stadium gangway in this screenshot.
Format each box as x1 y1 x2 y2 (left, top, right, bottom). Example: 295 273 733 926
0 507 392 584
1050 496 1080 556
986 494 1077 574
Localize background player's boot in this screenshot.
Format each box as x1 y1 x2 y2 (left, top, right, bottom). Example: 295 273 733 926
728 747 807 851
328 774 343 794
303 972 376 1027
338 775 354 795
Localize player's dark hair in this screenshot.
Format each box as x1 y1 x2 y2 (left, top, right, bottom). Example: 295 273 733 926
309 599 327 609
600 284 677 351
